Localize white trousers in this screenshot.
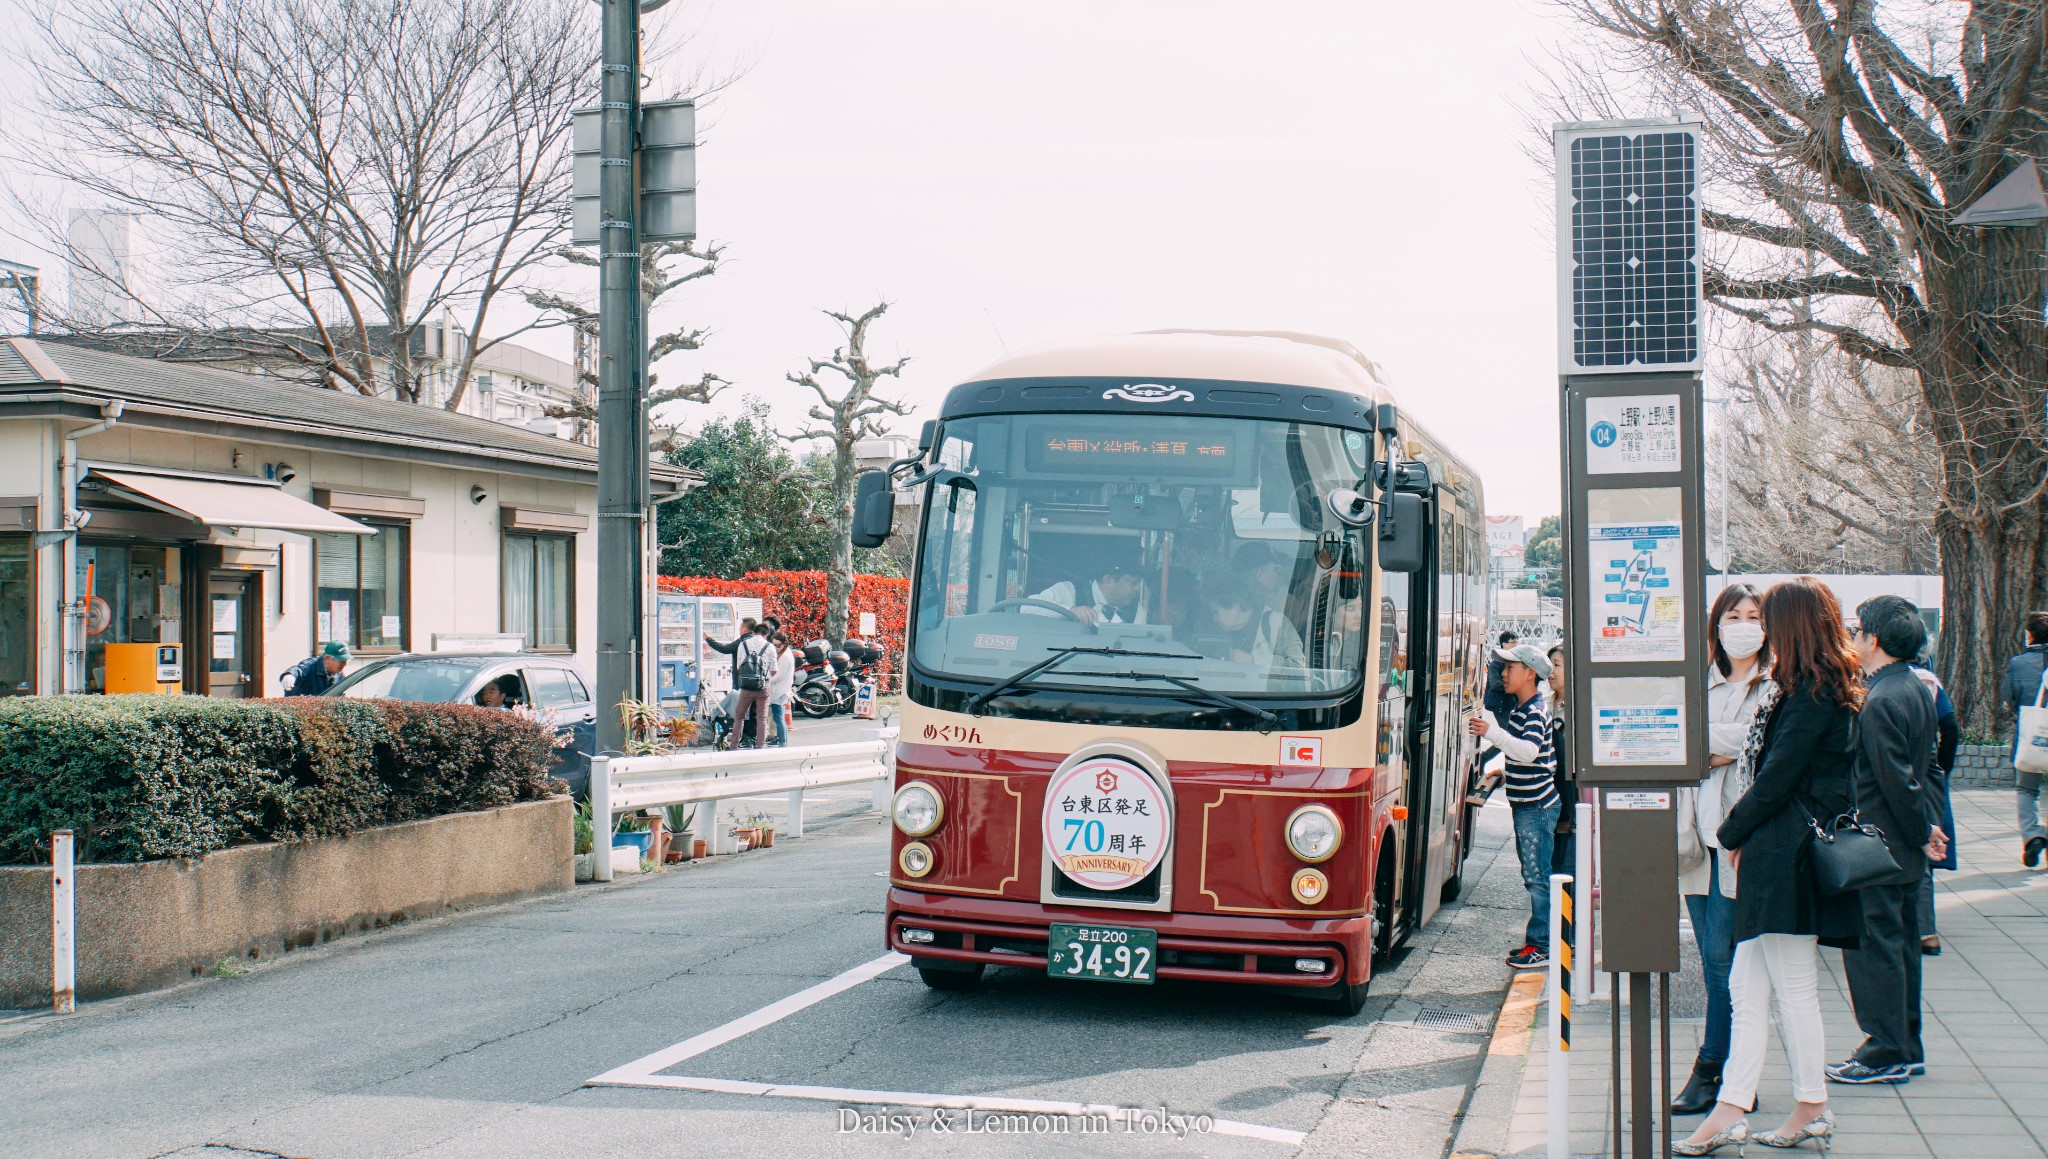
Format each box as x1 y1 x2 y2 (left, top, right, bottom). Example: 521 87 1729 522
1722 933 1828 1106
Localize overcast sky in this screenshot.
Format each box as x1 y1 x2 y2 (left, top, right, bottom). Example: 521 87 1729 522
1 0 1576 520
666 0 1573 521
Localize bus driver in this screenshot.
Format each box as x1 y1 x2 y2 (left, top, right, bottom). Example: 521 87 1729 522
1028 559 1147 626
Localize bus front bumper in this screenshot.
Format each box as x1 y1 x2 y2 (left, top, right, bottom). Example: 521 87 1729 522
885 887 1371 987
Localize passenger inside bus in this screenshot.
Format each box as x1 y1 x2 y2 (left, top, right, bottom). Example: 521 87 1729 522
1190 578 1305 668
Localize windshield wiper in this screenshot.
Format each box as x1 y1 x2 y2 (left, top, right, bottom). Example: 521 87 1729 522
1089 670 1283 732
963 645 1203 716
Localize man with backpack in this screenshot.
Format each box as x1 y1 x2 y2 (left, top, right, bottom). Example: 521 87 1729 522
731 622 776 750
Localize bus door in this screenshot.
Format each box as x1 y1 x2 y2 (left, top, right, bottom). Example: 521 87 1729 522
1420 497 1475 922
1390 490 1442 949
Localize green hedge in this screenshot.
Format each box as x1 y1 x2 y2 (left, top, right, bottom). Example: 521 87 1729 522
0 695 560 865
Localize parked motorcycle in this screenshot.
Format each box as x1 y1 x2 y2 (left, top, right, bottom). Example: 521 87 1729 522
794 639 884 717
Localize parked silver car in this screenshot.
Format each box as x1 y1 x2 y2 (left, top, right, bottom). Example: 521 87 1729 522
323 653 597 796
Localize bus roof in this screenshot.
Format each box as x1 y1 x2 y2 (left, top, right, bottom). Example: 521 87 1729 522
962 330 1394 404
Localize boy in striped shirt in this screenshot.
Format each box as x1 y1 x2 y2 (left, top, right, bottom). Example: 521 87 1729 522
1467 643 1557 969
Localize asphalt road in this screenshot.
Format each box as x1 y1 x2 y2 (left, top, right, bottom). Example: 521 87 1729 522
0 778 1532 1159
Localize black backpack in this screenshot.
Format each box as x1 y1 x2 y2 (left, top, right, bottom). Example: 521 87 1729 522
734 638 770 691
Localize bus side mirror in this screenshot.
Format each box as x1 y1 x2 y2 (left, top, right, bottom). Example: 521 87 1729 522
916 419 937 454
851 470 895 548
1377 493 1428 573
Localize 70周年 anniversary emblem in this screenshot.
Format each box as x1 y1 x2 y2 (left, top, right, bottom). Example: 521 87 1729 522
1041 760 1170 890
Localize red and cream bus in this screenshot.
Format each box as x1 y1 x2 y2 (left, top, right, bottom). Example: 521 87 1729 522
853 330 1488 1013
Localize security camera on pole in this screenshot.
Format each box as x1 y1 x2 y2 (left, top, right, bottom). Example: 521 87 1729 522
578 0 693 756
1554 116 1711 1159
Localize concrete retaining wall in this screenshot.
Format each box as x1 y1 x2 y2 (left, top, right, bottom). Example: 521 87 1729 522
0 797 571 1008
1953 743 2019 791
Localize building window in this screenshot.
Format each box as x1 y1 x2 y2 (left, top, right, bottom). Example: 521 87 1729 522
315 521 408 651
0 536 32 695
503 532 572 650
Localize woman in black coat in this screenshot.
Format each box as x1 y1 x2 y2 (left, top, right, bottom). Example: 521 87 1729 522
1680 577 1862 1155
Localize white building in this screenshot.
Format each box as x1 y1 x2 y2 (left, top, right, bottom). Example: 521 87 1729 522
0 338 693 697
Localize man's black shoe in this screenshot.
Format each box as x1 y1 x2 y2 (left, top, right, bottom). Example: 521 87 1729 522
2026 836 2046 868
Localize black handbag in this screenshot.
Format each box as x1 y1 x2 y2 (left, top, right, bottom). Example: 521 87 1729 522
1804 809 1900 894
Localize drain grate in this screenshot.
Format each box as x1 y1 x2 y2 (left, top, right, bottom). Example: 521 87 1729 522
1413 1009 1490 1033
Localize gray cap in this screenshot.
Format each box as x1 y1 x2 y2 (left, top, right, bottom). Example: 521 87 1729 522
1494 643 1553 680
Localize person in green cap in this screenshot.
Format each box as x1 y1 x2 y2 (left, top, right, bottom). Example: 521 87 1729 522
284 641 350 696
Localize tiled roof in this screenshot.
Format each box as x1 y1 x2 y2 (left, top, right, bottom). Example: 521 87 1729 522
0 337 692 483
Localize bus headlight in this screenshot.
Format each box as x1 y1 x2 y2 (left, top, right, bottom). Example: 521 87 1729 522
899 841 935 878
1291 867 1330 905
893 782 943 837
1285 805 1343 863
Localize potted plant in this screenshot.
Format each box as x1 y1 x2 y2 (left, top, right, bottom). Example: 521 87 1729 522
613 811 652 859
573 798 598 881
664 804 695 862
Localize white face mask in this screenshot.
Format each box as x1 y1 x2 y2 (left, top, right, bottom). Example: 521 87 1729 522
1721 621 1765 660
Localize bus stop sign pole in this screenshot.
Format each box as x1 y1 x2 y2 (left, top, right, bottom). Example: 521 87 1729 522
1555 116 1710 1159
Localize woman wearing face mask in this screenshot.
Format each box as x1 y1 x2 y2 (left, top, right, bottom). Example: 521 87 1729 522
1671 583 1772 1117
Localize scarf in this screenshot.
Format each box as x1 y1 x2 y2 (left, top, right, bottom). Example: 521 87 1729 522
1714 678 1780 899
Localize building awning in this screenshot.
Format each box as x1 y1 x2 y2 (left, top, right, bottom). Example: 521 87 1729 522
90 470 375 535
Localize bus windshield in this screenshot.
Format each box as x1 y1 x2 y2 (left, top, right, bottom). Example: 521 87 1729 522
910 412 1374 701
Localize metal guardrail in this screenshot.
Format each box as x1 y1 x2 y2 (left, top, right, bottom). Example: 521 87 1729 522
589 725 898 882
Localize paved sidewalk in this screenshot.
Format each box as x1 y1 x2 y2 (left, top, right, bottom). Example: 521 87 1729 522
1457 789 2048 1159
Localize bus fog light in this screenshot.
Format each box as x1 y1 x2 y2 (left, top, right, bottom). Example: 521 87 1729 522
1294 958 1326 974
1285 805 1343 863
1291 867 1330 905
893 782 943 837
898 841 935 878
901 927 936 945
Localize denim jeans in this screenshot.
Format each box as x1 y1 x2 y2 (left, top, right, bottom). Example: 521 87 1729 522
768 700 789 746
1512 802 1560 951
1685 856 1737 1065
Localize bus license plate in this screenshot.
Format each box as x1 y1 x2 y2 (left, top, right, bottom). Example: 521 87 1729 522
1047 923 1156 984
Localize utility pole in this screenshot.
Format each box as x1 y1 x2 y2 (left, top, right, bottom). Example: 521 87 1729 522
594 0 646 755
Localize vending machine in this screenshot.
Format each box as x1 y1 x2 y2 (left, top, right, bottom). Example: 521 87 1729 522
654 594 700 711
652 593 764 717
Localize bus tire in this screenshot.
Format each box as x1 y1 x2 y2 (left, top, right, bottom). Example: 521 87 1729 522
916 962 985 991
1373 833 1399 962
1307 978 1371 1016
1440 864 1464 904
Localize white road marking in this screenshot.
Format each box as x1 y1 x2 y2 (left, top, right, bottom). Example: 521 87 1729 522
592 952 910 1082
586 950 1307 1147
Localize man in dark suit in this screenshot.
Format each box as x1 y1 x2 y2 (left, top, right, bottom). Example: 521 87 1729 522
1828 594 1947 1085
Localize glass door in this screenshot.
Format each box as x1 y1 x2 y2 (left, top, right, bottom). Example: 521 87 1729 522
205 572 262 697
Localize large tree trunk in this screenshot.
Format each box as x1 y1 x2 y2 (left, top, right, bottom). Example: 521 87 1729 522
1921 228 2048 740
826 436 856 643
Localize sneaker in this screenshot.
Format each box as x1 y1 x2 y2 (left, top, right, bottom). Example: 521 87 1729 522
1902 1061 1926 1076
2026 836 2046 868
1920 935 1942 956
1507 945 1549 969
1825 1059 1910 1084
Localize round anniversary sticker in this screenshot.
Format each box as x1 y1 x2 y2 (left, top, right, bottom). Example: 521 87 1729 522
1041 759 1170 890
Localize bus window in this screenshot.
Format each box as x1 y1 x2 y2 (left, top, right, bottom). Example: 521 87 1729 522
906 413 1372 703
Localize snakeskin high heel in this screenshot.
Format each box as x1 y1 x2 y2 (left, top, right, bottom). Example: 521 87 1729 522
1674 1120 1751 1156
1754 1110 1835 1151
